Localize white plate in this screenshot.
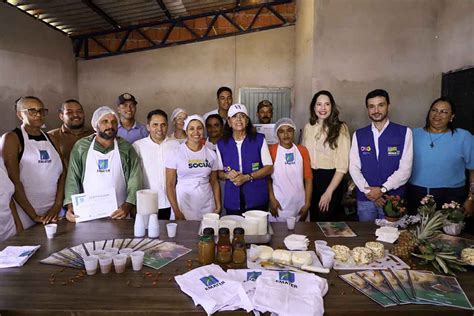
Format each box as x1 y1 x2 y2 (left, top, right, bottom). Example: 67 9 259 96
247 250 323 270
332 250 410 270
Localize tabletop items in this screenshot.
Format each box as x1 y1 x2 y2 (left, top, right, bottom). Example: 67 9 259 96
175 264 328 316
340 269 473 310
0 245 40 268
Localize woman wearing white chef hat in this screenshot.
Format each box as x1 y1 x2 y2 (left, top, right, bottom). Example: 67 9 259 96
166 115 221 220
268 118 312 222
168 108 188 144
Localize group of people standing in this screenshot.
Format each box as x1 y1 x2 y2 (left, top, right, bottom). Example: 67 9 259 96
0 87 473 241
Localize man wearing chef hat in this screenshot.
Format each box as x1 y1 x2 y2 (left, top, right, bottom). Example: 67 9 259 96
63 106 142 222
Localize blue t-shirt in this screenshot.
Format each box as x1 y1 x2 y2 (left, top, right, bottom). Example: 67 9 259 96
410 127 474 188
117 121 149 144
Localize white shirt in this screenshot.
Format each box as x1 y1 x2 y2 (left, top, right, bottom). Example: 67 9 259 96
133 136 179 209
215 137 273 171
349 120 413 194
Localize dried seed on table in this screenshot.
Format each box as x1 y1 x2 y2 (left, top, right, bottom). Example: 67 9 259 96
168 277 172 282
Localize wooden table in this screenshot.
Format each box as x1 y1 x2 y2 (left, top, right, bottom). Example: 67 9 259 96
0 220 472 315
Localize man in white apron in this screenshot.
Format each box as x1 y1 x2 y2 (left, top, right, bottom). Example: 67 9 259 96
133 109 179 220
268 118 313 222
63 106 142 222
1 96 65 230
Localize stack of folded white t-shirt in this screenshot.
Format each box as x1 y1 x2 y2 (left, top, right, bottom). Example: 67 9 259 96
175 264 253 314
283 234 310 250
252 270 328 316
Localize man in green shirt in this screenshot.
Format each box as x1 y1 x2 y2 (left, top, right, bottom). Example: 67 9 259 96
64 106 142 222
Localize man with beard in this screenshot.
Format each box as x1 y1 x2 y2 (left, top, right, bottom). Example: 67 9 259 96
349 89 413 221
64 106 142 222
48 99 93 166
116 93 148 144
256 100 273 124
203 87 233 122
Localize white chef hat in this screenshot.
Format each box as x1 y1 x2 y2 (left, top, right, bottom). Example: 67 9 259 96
228 103 248 118
91 106 119 132
184 114 205 131
170 108 188 122
274 117 296 134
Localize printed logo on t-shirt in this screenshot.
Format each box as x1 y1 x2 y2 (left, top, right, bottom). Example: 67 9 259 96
276 271 298 288
285 153 295 165
38 150 51 163
188 159 212 169
251 162 260 171
246 271 262 281
200 275 225 290
387 146 400 156
97 159 110 172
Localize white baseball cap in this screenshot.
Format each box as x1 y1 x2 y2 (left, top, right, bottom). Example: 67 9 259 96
228 103 248 118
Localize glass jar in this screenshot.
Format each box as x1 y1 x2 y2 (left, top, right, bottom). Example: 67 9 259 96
232 227 245 247
232 240 246 264
216 227 232 264
198 227 215 265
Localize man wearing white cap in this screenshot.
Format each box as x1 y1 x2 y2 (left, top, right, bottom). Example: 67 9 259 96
64 106 142 222
165 114 221 220
268 118 312 222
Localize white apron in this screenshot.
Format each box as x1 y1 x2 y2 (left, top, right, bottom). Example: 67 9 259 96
176 178 215 220
0 158 16 240
82 137 127 211
16 126 63 229
269 144 306 222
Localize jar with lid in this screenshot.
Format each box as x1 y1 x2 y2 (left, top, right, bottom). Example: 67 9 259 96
232 240 246 264
232 227 245 246
216 227 232 264
198 227 215 265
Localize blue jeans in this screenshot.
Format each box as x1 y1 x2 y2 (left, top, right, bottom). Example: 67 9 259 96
357 201 384 222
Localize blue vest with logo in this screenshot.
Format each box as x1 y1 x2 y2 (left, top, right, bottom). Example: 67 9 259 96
217 133 269 211
356 122 407 201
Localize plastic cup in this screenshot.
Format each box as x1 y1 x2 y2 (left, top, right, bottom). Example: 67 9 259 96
83 255 99 275
167 223 177 238
113 254 127 273
44 224 57 239
105 247 119 255
91 249 107 256
119 248 134 266
320 249 335 269
130 251 145 271
98 254 113 274
286 217 296 230
315 240 328 255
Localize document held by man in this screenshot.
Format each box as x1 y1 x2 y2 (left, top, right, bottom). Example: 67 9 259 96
71 187 118 223
254 124 277 144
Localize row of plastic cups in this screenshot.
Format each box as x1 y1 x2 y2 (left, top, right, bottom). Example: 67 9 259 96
83 249 146 275
315 240 335 269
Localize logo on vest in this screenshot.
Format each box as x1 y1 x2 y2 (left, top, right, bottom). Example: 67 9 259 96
276 271 297 288
360 145 372 155
97 159 110 172
285 153 295 165
246 271 262 281
188 159 211 169
200 275 225 290
38 150 51 163
251 162 260 171
387 146 400 156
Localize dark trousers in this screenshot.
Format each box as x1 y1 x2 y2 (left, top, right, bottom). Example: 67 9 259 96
406 183 467 214
158 207 171 220
226 204 268 216
309 168 344 222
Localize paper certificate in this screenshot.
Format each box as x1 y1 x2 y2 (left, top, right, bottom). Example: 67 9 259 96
254 124 278 144
71 187 118 223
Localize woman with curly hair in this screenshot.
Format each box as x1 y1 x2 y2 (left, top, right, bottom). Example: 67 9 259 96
302 90 350 221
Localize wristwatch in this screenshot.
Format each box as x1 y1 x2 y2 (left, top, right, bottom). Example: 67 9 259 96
248 174 254 182
380 186 388 194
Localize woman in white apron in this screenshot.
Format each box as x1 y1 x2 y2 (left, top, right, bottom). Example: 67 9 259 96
268 118 313 222
2 97 64 230
166 115 221 220
0 157 20 241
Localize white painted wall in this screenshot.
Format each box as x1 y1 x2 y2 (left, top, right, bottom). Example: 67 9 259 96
77 27 295 126
0 3 77 134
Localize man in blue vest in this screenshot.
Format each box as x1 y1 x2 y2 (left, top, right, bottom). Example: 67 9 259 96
349 89 413 221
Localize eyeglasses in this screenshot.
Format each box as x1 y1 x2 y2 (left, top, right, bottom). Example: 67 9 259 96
19 108 48 116
430 108 451 115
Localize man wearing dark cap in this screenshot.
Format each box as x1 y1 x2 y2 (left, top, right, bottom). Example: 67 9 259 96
116 93 148 144
257 100 273 124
